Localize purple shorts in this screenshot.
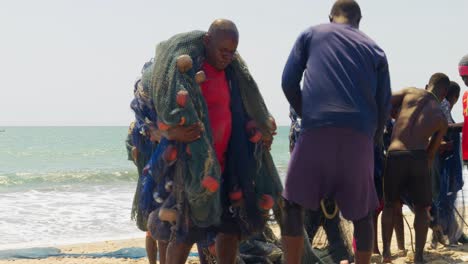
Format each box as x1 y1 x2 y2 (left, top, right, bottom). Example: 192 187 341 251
283 127 378 221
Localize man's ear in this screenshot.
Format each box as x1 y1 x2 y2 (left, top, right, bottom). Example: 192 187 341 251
329 15 333 23
203 33 210 47
425 84 428 90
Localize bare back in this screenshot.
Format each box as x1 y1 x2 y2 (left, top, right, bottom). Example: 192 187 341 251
389 87 447 151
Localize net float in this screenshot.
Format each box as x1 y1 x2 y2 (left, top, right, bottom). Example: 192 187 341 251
195 71 206 84
259 194 274 211
201 176 219 193
176 55 193 73
176 90 188 107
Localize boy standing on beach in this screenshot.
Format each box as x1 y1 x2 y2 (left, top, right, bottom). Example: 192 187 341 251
280 1 391 263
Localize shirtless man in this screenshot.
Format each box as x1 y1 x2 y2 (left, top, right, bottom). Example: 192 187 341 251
381 73 449 263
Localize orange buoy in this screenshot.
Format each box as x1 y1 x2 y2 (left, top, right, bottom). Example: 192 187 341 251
195 71 206 84
208 243 217 256
201 176 219 193
176 90 188 107
249 130 263 143
157 121 170 131
229 190 243 201
259 194 274 211
179 116 186 126
176 55 193 73
164 145 178 162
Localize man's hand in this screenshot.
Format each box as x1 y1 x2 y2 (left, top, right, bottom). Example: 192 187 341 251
148 126 162 143
163 122 203 143
438 140 453 154
131 147 138 163
262 134 274 151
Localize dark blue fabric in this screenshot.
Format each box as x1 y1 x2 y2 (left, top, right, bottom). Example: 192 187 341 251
222 67 265 235
282 23 391 139
130 97 157 158
0 247 199 260
139 139 170 218
432 131 463 231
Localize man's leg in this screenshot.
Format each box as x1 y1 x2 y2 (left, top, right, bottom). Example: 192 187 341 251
381 203 396 262
166 241 193 264
281 199 304 264
372 210 381 255
158 240 168 264
394 202 406 253
215 233 239 264
303 209 322 241
414 205 429 263
353 213 373 264
145 233 158 264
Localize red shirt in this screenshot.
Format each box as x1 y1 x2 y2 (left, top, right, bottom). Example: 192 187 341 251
200 61 232 171
462 91 468 160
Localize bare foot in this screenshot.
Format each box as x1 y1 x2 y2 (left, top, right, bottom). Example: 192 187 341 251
397 249 407 257
382 255 392 263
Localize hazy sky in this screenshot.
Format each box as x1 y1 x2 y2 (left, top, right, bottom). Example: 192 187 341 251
1 0 467 126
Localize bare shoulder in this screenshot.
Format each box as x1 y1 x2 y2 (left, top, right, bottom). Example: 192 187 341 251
405 87 426 96
436 109 449 126
394 87 423 97
398 87 427 103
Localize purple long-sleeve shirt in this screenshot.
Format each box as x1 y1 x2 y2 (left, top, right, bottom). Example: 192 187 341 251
282 23 391 139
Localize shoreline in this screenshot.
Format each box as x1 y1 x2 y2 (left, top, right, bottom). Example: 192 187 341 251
1 215 467 264
0 233 144 251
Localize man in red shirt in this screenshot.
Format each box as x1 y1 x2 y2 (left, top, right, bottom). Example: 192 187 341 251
155 19 277 264
459 54 468 163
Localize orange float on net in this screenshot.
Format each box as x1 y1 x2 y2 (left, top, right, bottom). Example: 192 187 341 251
179 116 186 126
176 90 188 107
157 121 170 131
259 194 274 211
208 243 217 256
176 55 193 73
201 176 219 193
249 130 263 143
195 71 206 84
229 190 243 201
164 145 178 162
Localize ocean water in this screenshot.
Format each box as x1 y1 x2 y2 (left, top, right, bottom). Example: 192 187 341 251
1 127 466 250
0 126 291 250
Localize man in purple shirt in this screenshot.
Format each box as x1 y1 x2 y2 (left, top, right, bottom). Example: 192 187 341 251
280 1 391 263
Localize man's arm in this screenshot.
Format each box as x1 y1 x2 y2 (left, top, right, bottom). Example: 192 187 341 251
391 88 410 109
427 116 449 165
281 32 308 118
161 123 203 143
374 58 392 145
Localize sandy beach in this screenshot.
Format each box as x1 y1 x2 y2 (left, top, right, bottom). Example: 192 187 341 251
1 212 467 264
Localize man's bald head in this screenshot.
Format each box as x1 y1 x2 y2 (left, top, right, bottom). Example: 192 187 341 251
329 0 362 28
207 19 239 40
203 19 239 70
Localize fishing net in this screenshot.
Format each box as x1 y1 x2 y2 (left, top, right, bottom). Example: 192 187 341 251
149 30 279 229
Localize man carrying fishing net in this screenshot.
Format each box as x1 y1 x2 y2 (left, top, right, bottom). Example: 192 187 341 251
149 19 283 264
